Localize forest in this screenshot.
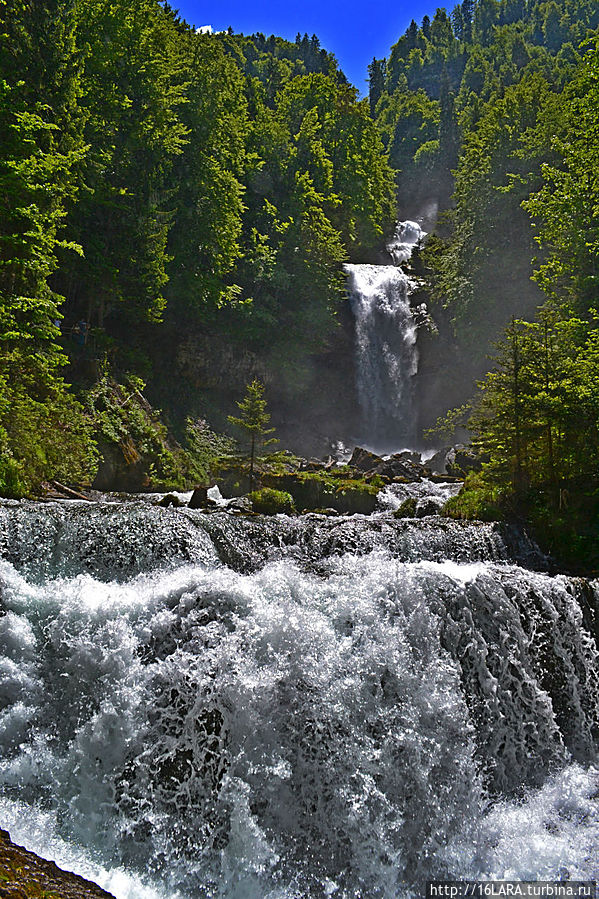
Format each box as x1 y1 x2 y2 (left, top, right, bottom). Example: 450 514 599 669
1 0 599 569
368 0 599 567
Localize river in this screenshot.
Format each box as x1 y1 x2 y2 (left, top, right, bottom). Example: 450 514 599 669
0 498 597 898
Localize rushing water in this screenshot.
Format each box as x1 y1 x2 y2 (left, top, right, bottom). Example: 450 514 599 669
0 499 598 898
346 222 424 450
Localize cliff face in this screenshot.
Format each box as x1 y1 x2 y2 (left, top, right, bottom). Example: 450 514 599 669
0 829 114 899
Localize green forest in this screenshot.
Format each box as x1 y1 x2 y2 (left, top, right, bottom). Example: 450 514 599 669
368 0 599 568
1 0 599 570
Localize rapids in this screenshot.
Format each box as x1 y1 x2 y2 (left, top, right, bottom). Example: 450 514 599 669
0 499 598 898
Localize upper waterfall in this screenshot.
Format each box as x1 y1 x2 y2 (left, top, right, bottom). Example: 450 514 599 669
346 220 425 451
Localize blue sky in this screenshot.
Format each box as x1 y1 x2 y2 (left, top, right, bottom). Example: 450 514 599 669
172 0 441 94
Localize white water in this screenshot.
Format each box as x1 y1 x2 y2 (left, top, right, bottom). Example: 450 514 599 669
346 221 424 450
378 478 462 514
0 502 598 898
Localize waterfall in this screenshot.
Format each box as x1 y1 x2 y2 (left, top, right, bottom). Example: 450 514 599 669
0 499 598 899
346 221 425 451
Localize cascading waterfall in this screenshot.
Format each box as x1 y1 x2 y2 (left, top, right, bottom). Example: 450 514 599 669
346 221 425 449
0 499 598 899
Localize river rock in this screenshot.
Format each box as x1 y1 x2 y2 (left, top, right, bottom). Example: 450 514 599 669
0 828 115 898
427 447 453 474
158 493 183 508
262 472 379 515
213 463 251 498
348 446 383 471
188 486 216 509
446 444 484 476
93 440 149 492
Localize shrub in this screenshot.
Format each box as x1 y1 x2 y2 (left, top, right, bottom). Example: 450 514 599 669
249 488 296 515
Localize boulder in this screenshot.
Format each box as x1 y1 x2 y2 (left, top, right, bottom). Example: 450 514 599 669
158 493 182 508
446 444 484 477
213 461 251 498
0 827 115 898
393 497 418 519
369 455 429 482
427 447 453 474
189 486 214 509
262 472 379 515
226 496 253 512
249 488 296 515
416 499 442 517
348 446 383 471
329 485 378 515
92 440 149 492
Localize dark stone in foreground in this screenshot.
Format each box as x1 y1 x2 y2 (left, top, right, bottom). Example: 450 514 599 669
189 486 211 509
158 492 182 507
0 828 115 898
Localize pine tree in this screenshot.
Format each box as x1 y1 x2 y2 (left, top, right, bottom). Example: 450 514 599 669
228 380 278 492
368 58 386 117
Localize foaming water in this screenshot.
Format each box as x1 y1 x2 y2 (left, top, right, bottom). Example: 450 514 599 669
0 506 598 898
445 764 599 881
378 478 462 514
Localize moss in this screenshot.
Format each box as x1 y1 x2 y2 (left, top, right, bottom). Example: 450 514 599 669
295 471 380 495
249 487 296 515
442 472 505 522
393 497 418 518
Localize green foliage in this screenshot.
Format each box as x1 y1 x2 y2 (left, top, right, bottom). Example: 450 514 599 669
0 1 398 492
228 379 278 491
184 418 236 485
0 351 97 497
393 497 418 518
447 313 599 568
524 37 599 312
228 379 277 445
442 472 506 521
0 1 96 497
249 487 296 515
86 374 207 490
373 0 599 348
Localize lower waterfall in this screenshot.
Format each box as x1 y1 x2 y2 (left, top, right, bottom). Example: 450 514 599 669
0 500 597 898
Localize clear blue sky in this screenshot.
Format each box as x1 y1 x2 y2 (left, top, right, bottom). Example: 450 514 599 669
171 0 441 94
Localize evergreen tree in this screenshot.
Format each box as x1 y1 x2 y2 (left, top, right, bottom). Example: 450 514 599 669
368 58 386 116
228 379 277 492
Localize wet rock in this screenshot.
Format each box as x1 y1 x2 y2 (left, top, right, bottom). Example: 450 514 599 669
249 488 296 515
0 828 115 898
369 455 429 482
427 447 453 474
416 499 442 517
263 472 379 515
393 498 418 519
159 493 182 508
446 444 485 477
93 440 149 492
226 496 253 512
188 486 216 509
213 462 251 498
348 446 383 471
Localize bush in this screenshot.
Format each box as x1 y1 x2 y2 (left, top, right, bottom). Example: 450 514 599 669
442 472 505 522
249 488 296 515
